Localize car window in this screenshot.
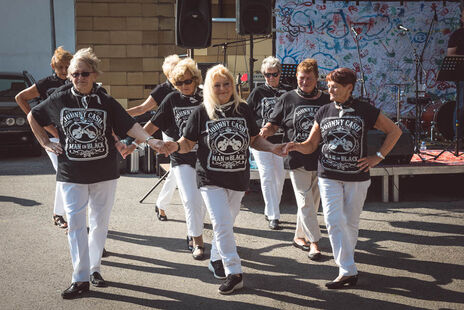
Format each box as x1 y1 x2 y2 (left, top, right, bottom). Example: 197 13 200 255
0 77 28 101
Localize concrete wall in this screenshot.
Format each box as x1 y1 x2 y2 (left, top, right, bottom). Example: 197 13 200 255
0 0 75 81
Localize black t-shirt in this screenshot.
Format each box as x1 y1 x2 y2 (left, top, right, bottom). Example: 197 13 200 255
150 90 202 168
150 80 176 104
36 74 69 100
315 98 380 182
247 83 292 144
268 90 330 171
448 28 464 55
183 102 260 191
31 84 136 184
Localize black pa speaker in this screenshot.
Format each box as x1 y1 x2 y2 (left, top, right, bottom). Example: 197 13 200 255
175 0 212 48
367 128 414 164
236 0 272 35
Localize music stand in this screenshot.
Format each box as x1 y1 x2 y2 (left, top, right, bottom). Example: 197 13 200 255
435 56 464 158
281 64 298 89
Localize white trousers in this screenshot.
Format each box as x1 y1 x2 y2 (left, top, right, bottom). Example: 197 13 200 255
45 137 65 217
58 179 117 282
289 168 321 242
200 186 244 276
318 177 371 277
156 163 177 211
171 164 206 237
251 148 285 220
156 132 177 211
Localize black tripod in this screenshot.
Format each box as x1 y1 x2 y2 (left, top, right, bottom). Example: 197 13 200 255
433 56 464 159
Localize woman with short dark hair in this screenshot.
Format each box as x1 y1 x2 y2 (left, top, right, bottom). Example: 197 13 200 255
287 67 402 289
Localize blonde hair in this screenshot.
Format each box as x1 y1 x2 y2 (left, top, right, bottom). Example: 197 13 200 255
261 56 281 74
162 54 181 79
203 64 243 120
51 46 72 66
170 57 203 90
68 47 101 78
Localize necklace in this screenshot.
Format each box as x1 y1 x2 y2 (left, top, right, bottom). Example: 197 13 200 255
296 87 318 99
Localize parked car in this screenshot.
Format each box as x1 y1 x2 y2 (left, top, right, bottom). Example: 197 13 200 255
0 71 42 156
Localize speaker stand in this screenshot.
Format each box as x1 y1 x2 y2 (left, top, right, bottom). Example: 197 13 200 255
188 49 194 59
249 34 258 92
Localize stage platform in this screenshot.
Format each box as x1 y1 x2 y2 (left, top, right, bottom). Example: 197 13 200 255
251 149 464 203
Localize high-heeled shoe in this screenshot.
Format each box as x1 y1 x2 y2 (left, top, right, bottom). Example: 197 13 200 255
325 275 358 289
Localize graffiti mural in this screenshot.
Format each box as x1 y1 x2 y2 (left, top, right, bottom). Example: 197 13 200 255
276 0 461 117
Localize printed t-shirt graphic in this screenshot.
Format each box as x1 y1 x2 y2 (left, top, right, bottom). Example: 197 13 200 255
292 105 321 142
206 117 250 171
61 108 108 160
261 97 278 127
319 115 364 173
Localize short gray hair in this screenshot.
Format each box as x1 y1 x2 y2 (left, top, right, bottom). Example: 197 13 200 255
68 47 101 77
261 56 282 74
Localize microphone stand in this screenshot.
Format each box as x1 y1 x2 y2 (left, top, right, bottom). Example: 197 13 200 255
351 29 369 100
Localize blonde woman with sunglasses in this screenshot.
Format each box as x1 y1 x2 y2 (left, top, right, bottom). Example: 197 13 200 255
131 57 207 260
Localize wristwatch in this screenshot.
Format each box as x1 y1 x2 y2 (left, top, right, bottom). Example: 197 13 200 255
376 151 385 160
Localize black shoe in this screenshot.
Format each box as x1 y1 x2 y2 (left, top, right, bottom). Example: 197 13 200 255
264 215 269 221
53 214 68 229
292 241 310 251
155 206 167 221
218 274 243 295
192 245 205 260
208 260 226 279
90 272 107 287
102 248 109 258
269 219 279 230
325 275 358 289
186 235 193 251
308 251 322 261
61 282 89 299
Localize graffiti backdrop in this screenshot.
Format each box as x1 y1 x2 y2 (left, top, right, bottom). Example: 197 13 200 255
275 0 461 117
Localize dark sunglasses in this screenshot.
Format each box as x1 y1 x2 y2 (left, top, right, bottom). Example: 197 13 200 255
71 72 93 78
175 79 194 86
264 72 280 78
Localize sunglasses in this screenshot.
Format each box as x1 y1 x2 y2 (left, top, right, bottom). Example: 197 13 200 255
71 72 93 78
264 72 280 78
175 79 194 86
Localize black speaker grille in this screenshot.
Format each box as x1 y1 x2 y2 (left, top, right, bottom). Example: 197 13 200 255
176 0 212 49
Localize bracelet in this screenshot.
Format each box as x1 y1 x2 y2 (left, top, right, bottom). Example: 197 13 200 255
175 141 181 152
131 141 140 148
376 151 385 160
145 136 154 143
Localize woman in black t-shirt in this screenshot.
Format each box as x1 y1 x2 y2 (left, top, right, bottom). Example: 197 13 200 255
131 58 207 260
159 64 286 295
28 48 167 299
262 59 330 261
287 68 402 289
125 54 180 222
15 46 73 229
247 56 292 231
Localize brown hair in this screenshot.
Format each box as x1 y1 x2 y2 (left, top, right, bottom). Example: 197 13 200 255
326 67 357 89
51 46 73 66
296 58 319 78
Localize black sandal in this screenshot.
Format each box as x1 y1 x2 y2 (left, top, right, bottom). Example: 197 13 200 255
53 215 68 229
187 235 193 251
192 245 205 260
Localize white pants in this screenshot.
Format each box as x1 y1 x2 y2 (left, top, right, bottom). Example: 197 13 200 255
58 179 117 282
318 177 371 277
251 148 285 220
45 137 65 217
171 164 206 237
156 132 178 211
200 186 244 276
289 168 321 242
156 163 177 211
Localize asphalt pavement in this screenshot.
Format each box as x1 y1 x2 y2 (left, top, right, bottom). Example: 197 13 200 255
1 153 463 310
